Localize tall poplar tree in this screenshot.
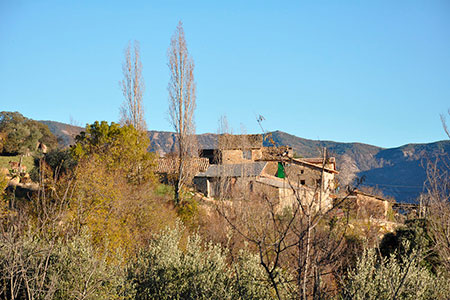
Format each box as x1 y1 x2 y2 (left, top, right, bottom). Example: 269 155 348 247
167 21 197 204
120 40 147 132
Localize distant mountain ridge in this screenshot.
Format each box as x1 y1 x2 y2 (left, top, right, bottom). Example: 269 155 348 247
270 131 450 203
41 120 450 203
40 121 83 147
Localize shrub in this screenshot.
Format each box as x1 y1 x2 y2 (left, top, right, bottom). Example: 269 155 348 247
0 229 127 300
342 241 450 300
128 222 274 300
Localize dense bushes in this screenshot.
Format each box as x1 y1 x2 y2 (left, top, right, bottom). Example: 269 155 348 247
0 222 276 299
342 243 450 300
71 121 156 184
0 111 57 155
0 229 126 300
128 222 274 300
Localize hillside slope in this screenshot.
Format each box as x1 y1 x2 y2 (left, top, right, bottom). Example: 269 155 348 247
40 121 83 147
42 120 449 203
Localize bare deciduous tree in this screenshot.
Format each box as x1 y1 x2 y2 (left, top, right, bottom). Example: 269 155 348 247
440 109 450 139
120 40 146 132
425 112 450 273
216 146 356 299
425 157 450 273
168 21 197 204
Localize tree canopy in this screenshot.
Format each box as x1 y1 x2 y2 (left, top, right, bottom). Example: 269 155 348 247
0 111 57 155
71 121 155 184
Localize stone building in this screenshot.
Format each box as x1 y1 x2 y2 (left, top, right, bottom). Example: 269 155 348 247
336 189 392 220
193 161 267 198
194 134 338 212
199 134 293 165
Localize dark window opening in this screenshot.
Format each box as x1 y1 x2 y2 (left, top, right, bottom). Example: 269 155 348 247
243 150 252 160
300 180 305 185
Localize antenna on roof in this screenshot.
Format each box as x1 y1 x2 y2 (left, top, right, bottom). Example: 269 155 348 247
255 114 275 146
256 114 266 133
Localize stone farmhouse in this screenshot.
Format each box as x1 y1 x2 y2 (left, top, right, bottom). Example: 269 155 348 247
156 134 339 211
156 134 396 218
192 134 339 211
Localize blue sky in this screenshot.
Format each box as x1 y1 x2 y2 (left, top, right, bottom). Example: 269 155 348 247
1 0 449 148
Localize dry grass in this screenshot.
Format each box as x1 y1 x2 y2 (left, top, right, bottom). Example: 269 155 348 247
0 155 34 172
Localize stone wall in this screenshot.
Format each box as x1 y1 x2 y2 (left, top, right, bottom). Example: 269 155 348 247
356 193 390 219
221 149 245 164
338 192 391 220
218 134 263 149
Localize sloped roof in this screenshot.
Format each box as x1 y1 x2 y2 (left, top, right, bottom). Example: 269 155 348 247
353 190 391 202
301 157 336 164
196 161 267 178
258 157 338 174
300 157 336 171
290 158 339 174
256 176 291 188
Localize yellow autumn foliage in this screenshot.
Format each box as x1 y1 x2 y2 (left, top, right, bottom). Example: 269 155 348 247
66 122 176 261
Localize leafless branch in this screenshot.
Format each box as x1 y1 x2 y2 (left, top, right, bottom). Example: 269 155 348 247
167 21 197 204
120 40 146 132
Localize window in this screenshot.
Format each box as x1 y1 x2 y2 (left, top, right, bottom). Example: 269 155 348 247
300 180 306 185
243 150 252 160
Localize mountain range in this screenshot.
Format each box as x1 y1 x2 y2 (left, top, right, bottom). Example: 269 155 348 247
40 120 450 203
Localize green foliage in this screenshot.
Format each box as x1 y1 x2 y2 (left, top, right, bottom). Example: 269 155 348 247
53 231 130 300
342 242 450 300
154 183 174 197
65 155 176 261
44 148 77 175
379 219 439 272
72 121 155 184
0 229 128 300
233 248 278 299
30 148 78 181
60 121 172 261
0 111 57 155
72 121 122 158
176 189 199 226
128 222 274 300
